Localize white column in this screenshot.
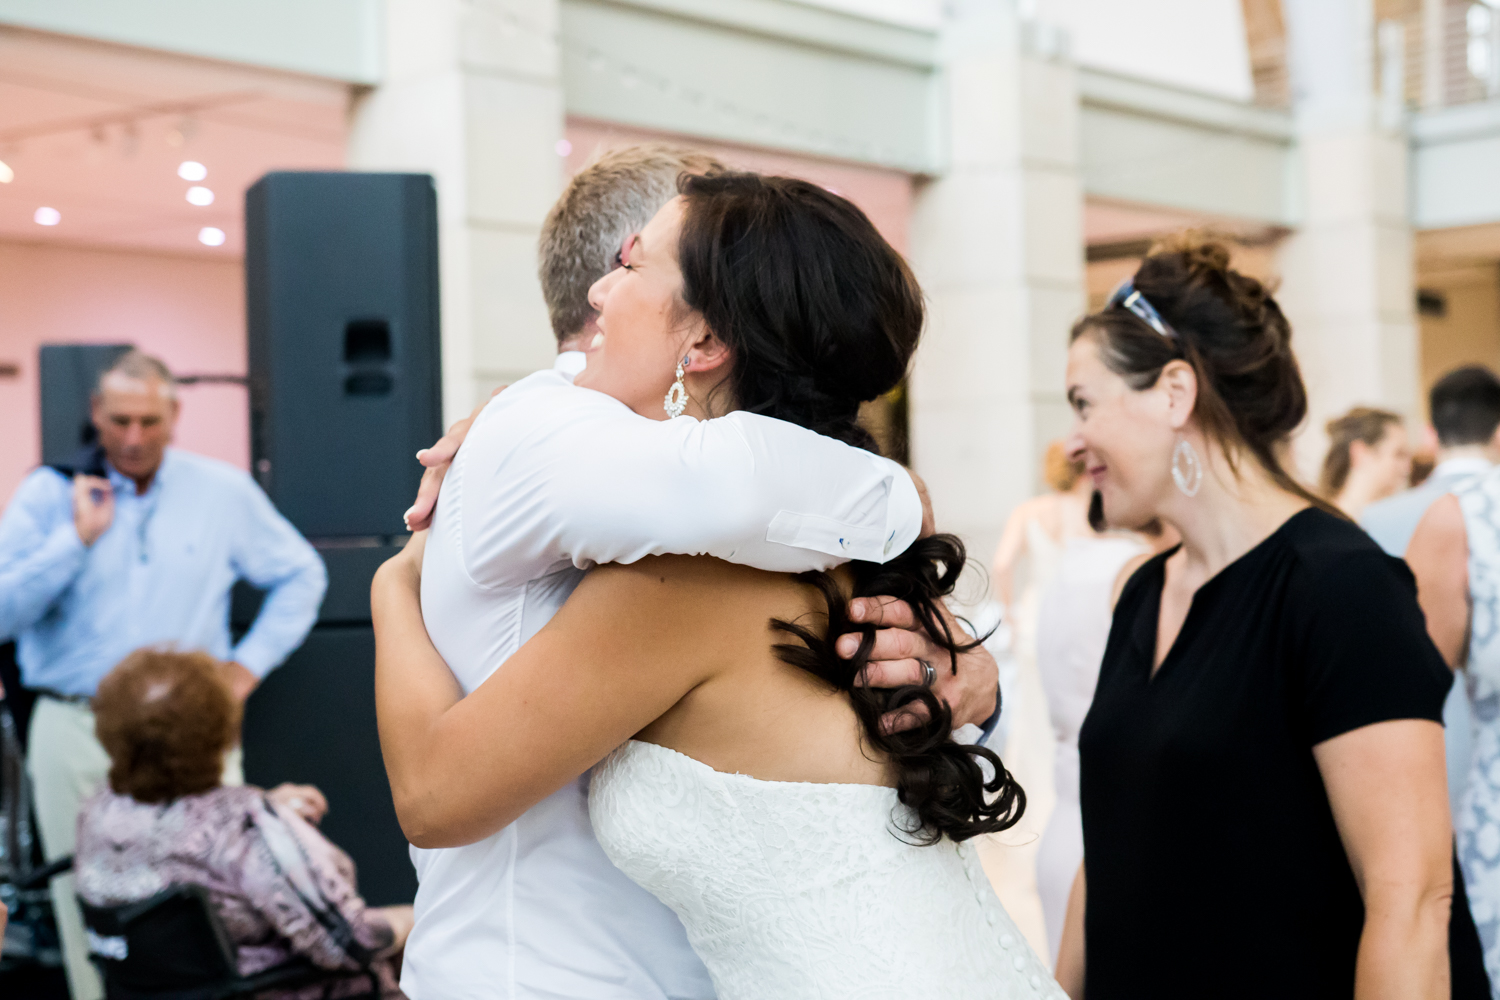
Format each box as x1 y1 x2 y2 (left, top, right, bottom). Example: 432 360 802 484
908 0 1085 567
1277 0 1418 471
347 0 563 425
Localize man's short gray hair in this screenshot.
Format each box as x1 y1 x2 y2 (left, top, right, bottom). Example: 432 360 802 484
539 143 726 343
95 349 176 398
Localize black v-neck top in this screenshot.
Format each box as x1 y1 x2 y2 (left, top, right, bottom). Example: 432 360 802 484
1078 508 1453 998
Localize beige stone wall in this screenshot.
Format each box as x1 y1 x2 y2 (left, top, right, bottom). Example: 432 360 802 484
1417 265 1500 416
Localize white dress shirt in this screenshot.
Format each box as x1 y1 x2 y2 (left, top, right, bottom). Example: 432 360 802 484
404 353 922 1000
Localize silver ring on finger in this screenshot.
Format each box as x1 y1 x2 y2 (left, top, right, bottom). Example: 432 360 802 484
919 659 936 688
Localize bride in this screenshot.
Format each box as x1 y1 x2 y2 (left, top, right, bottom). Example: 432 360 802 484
373 171 1065 998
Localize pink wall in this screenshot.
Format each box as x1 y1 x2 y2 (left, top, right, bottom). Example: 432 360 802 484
0 239 247 504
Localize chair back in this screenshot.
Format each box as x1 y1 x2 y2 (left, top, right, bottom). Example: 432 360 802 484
80 884 239 997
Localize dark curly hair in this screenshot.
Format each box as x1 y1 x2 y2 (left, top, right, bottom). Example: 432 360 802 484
94 648 240 804
677 171 1025 843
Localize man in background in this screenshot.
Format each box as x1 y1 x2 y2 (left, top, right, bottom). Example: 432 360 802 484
1363 364 1500 820
0 349 327 999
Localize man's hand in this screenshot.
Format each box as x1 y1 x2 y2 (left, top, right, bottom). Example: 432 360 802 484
221 660 259 703
404 388 506 532
839 596 999 733
72 474 114 547
268 782 329 825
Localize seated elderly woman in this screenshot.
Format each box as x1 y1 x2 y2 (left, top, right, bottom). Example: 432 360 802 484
74 648 411 996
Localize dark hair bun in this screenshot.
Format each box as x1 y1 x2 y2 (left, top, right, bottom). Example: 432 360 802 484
1075 231 1330 513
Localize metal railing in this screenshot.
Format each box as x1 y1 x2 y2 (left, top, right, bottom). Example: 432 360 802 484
1380 0 1500 110
1246 0 1500 112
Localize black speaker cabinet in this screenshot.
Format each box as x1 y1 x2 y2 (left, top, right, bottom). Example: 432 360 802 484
241 622 416 906
38 343 132 466
246 172 441 539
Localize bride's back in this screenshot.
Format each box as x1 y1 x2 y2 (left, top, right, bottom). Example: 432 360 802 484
620 555 892 788
584 555 1065 1000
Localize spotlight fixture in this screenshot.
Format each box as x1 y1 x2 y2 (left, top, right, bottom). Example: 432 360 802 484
178 161 207 181
34 207 60 226
0 160 12 183
198 227 226 247
186 186 214 206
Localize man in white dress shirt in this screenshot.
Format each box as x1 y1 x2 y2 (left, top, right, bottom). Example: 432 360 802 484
1363 365 1500 821
398 145 1001 999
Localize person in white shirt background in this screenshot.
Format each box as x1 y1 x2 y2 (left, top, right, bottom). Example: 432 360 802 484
390 146 1004 1000
373 168 1051 1000
1363 365 1500 828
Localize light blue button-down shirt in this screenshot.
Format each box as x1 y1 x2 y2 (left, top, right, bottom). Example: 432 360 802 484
0 448 326 696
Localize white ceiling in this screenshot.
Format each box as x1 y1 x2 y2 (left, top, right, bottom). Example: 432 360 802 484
0 26 349 258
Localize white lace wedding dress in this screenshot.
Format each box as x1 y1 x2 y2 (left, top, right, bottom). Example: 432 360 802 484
590 740 1066 999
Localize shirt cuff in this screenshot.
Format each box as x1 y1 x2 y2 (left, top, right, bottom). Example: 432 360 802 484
877 467 923 563
228 641 278 679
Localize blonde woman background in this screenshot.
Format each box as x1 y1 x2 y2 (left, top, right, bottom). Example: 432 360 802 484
1320 406 1412 520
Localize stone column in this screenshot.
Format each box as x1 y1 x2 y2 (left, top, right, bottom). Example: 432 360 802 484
347 0 563 425
908 0 1085 568
1276 0 1418 471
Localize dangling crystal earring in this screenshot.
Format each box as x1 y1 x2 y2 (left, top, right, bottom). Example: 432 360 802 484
664 356 690 419
1171 437 1203 497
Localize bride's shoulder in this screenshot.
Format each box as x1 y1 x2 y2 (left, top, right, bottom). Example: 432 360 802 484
579 556 823 632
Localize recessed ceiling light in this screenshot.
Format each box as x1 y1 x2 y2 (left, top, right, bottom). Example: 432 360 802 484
178 160 207 181
198 227 226 247
0 160 12 183
186 186 214 206
34 207 60 226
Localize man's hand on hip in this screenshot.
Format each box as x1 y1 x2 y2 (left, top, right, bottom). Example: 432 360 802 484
72 474 114 547
839 596 998 734
221 661 259 703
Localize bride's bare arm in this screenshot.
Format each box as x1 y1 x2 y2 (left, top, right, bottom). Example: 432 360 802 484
373 543 724 849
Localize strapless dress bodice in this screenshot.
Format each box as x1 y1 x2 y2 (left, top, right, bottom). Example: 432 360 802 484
589 740 1064 1000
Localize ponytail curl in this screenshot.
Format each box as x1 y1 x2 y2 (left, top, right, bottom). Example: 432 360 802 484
770 535 1025 844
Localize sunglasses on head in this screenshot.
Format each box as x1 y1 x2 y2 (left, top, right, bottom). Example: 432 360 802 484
1107 281 1179 343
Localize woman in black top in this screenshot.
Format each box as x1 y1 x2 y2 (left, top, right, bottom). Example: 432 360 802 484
1052 237 1483 999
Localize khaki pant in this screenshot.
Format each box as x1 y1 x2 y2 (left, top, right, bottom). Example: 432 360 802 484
27 697 243 1000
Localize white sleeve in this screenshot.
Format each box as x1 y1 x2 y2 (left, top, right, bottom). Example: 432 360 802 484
459 373 922 586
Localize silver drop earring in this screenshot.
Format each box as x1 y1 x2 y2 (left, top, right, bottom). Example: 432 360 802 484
1171 437 1203 497
664 356 690 419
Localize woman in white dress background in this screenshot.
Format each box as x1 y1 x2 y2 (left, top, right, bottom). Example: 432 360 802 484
985 444 1094 957
373 173 1067 998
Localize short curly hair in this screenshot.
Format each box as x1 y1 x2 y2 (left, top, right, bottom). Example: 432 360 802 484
93 649 240 804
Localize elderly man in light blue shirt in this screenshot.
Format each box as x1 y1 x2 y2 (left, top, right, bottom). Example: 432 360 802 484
0 349 325 1000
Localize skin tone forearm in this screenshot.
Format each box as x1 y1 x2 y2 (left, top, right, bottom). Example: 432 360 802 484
374 539 716 847
990 505 1028 611
1056 864 1086 998
1407 494 1470 668
1315 719 1452 1000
